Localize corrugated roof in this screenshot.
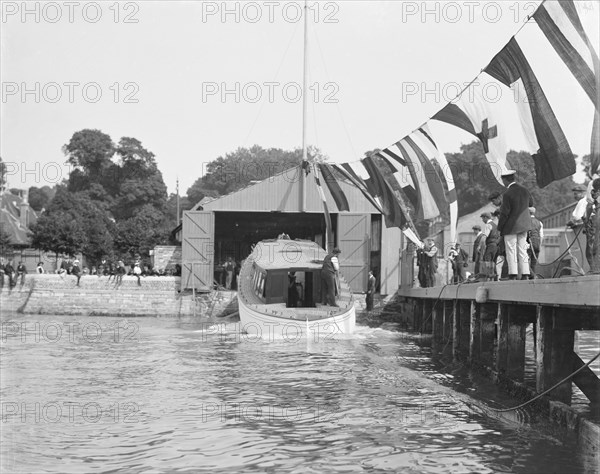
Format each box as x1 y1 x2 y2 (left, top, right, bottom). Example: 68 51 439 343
196 164 380 214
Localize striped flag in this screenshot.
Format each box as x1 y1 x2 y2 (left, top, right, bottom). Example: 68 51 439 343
432 78 511 185
318 163 350 212
331 163 384 213
484 37 576 187
361 155 415 230
533 0 599 177
414 125 458 245
312 163 334 251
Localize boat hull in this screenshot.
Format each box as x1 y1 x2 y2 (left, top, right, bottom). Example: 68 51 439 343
238 297 356 342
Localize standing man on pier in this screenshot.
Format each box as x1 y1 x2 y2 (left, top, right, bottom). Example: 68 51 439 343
472 225 485 276
366 270 376 311
497 170 534 280
481 212 500 280
321 247 341 306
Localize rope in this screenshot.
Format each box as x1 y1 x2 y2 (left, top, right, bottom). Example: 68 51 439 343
492 351 600 412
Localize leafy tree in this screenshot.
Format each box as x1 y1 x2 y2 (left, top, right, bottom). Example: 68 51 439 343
31 187 115 264
63 129 116 180
187 145 326 205
0 225 12 254
114 205 170 258
28 186 55 212
31 213 87 261
165 193 192 226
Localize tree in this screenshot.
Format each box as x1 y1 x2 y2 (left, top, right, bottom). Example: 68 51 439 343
0 156 7 193
31 214 87 262
114 205 170 259
187 145 326 204
166 193 192 226
31 187 115 264
0 225 12 254
28 186 55 212
63 129 115 180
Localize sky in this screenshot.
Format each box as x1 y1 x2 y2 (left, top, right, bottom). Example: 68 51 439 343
1 0 597 195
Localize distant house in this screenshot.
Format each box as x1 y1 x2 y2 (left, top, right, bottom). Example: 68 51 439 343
1 189 38 249
0 189 47 269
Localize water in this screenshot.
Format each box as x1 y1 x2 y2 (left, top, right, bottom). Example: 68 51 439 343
1 313 595 473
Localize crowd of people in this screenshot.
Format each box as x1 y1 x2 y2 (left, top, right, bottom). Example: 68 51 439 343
417 172 600 287
0 259 27 291
0 256 183 290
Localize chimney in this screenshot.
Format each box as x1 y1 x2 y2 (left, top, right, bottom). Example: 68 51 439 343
19 189 29 228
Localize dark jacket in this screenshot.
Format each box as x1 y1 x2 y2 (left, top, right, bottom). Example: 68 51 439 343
529 217 542 249
473 234 485 261
321 253 339 274
485 220 500 245
498 183 533 235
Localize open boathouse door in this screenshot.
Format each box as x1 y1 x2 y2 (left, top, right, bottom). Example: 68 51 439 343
337 213 370 293
181 211 214 291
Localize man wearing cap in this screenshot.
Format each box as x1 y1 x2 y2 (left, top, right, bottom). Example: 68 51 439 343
421 238 438 287
528 207 543 276
480 212 500 280
497 170 534 280
321 247 341 306
568 184 588 228
472 225 485 276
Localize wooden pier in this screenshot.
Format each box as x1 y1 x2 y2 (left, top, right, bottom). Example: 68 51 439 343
395 275 600 408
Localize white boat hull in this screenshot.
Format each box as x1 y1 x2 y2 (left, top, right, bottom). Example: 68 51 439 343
238 298 355 343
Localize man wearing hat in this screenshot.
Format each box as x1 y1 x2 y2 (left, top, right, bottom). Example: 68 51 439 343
497 170 534 280
321 247 341 306
481 211 501 280
568 184 588 229
472 224 485 276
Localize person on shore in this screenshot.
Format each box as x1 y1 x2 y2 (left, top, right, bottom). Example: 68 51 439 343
133 261 142 286
16 261 27 288
36 262 45 274
321 247 341 306
5 260 15 290
71 260 81 286
497 170 534 280
528 207 543 277
472 225 485 276
448 242 468 283
58 258 68 276
224 257 235 290
115 261 126 285
366 270 377 311
481 212 500 280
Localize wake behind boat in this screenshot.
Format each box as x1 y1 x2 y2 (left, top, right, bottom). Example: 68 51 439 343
237 238 355 340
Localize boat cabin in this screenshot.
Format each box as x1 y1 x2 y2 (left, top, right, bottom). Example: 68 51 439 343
250 263 322 308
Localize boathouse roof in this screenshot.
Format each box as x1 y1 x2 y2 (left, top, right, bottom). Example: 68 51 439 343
193 164 380 214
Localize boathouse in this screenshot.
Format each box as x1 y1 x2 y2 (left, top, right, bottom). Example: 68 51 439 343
180 164 402 295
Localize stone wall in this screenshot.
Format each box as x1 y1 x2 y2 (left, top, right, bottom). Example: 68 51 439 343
150 246 182 272
0 274 237 318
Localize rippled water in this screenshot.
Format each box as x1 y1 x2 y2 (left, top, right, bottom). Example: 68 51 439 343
1 313 595 473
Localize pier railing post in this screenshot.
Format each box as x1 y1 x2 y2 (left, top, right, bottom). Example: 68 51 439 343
536 305 574 405
479 303 496 366
453 300 471 361
469 302 480 363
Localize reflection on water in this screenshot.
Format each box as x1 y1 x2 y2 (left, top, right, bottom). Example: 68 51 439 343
0 314 595 473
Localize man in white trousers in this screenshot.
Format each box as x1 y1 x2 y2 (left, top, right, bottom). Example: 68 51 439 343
497 170 534 280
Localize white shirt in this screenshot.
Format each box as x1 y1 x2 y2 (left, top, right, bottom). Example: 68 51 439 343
572 197 588 222
331 256 339 271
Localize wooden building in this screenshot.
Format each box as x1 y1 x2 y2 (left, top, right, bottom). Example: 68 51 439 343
180 165 402 295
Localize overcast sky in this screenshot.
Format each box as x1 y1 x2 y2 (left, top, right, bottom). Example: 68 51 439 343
1 0 596 195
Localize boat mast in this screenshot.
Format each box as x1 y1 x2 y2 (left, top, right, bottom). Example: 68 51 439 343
300 0 309 213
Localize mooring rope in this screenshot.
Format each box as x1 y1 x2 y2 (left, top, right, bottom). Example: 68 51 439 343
491 351 600 412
